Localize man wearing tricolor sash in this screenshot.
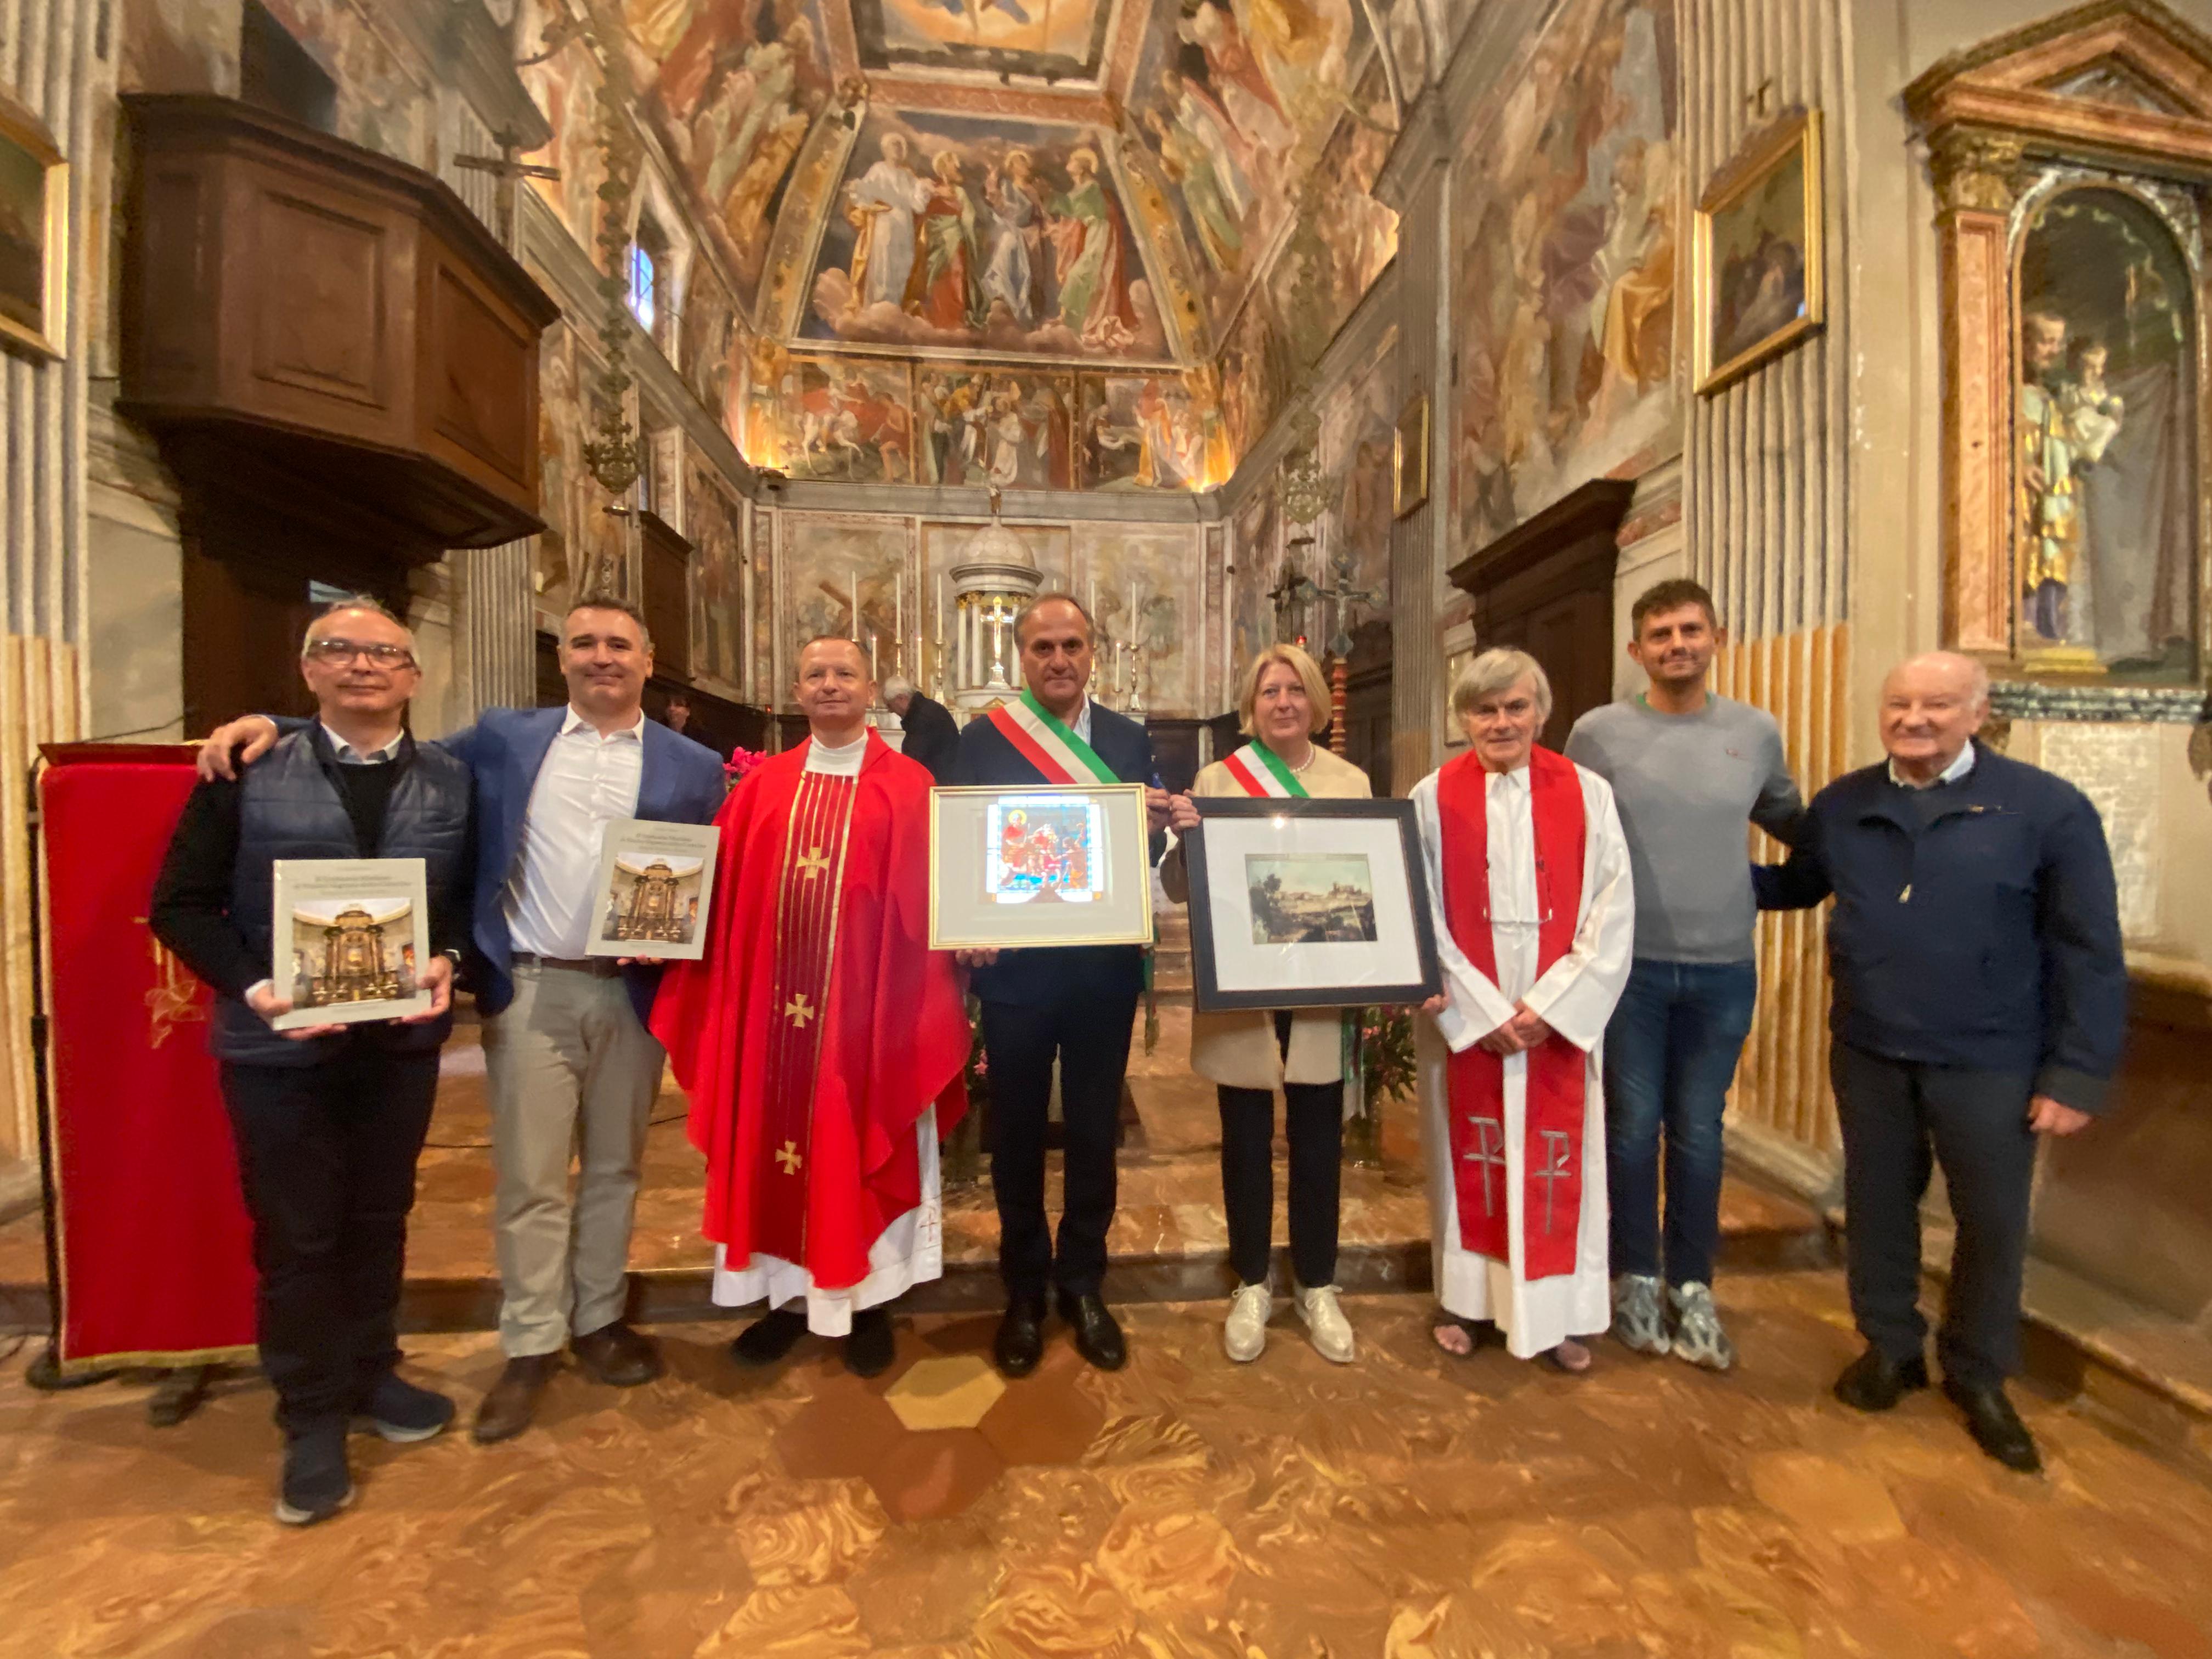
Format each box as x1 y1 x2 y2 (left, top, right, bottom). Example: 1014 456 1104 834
653 637 972 1378
953 594 1173 1378
1163 644 1371 1365
1414 648 1634 1372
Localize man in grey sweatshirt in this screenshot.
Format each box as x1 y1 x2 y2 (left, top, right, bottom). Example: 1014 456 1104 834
1565 579 1804 1370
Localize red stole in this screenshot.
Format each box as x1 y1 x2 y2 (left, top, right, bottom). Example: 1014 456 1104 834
653 734 970 1290
1438 746 1588 1280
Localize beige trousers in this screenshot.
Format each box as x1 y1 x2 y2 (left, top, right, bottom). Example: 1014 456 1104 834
482 961 665 1356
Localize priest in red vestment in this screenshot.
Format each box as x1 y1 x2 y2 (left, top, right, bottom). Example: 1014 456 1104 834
653 636 970 1376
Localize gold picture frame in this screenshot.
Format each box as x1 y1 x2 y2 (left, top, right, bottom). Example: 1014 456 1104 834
1692 109 1824 397
0 89 66 361
1392 391 1429 518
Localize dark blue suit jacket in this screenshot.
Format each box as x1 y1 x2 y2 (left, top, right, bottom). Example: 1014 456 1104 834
441 708 727 1018
953 701 1160 1007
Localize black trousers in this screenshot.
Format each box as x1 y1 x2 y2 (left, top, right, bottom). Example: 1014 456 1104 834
222 1041 441 1430
1831 1043 2039 1390
1218 1011 1344 1288
979 985 1137 1300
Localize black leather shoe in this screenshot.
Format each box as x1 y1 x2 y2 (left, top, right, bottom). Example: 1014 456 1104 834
1057 1291 1127 1372
730 1308 809 1368
844 1308 896 1379
1832 1347 1929 1412
572 1319 664 1388
1944 1380 2042 1474
993 1296 1048 1378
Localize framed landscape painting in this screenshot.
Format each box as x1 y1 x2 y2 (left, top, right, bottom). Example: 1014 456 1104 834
1183 799 1442 1012
0 90 65 360
1694 109 1824 396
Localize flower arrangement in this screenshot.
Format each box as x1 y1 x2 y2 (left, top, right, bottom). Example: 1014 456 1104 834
724 746 765 783
1357 1006 1417 1110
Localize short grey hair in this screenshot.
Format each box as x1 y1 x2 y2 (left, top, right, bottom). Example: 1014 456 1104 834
1451 647 1553 723
303 594 414 657
1012 591 1097 647
883 675 915 702
1886 650 1991 707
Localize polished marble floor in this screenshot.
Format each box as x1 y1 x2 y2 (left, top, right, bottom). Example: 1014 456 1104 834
4 1273 2210 1658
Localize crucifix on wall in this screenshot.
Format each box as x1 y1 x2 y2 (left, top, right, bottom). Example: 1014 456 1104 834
453 130 561 245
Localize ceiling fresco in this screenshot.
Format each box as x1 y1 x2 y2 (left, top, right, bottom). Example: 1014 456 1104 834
566 0 1402 373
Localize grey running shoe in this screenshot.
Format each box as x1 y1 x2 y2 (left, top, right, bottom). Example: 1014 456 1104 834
1610 1273 1671 1356
1668 1281 1736 1371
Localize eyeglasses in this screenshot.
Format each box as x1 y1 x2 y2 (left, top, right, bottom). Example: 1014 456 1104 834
304 639 416 668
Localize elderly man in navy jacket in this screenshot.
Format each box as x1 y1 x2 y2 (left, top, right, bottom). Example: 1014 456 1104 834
1757 652 2124 1474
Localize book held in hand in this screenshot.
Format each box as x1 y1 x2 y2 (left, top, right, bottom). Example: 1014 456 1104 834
271 857 435 1029
585 819 722 962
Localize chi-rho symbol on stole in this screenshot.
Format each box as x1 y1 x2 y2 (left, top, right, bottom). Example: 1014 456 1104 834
757 770 857 1260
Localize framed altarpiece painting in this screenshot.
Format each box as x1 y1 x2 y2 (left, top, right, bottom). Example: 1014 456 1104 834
1907 1 2212 724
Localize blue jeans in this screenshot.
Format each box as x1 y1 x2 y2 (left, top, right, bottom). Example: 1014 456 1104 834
1602 958 1759 1288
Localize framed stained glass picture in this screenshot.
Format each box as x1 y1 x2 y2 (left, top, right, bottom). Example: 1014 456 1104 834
928 783 1154 950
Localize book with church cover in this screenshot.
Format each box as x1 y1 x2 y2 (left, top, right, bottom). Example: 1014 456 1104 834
585 819 721 961
270 857 434 1030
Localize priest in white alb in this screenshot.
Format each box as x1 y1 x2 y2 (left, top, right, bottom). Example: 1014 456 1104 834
1413 648 1634 1373
653 636 970 1378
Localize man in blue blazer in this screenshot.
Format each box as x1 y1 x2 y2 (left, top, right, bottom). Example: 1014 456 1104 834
953 594 1172 1378
199 597 727 1443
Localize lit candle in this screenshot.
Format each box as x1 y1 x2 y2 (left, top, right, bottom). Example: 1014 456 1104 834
894 572 904 674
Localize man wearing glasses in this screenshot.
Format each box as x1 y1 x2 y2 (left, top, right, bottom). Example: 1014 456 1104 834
155 597 475 1525
196 596 727 1446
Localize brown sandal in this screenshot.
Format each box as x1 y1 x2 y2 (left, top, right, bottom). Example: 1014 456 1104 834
1542 1338 1594 1374
1431 1309 1493 1358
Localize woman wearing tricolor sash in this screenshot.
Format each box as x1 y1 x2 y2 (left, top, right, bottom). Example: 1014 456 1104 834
1163 644 1372 1365
1414 648 1634 1372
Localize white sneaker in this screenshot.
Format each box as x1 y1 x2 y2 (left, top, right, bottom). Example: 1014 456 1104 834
1223 1282 1272 1363
1294 1284 1356 1364
1668 1282 1736 1371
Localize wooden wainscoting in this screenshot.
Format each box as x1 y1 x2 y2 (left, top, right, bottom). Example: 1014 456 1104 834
1713 623 1850 1157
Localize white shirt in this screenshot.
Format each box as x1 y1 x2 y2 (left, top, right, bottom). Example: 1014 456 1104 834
805 730 868 775
1066 697 1093 745
505 707 647 959
321 724 403 765
1888 740 1977 791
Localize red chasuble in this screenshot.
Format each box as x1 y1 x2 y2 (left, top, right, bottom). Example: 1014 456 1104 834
653 732 970 1292
1437 746 1588 1281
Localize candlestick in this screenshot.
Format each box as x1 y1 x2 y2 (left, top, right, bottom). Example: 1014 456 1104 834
894 571 904 674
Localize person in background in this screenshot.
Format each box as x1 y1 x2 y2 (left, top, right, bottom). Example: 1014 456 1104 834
1163 644 1368 1365
1414 649 1634 1374
885 674 961 783
1756 651 2125 1474
194 597 727 1446
154 596 472 1527
1566 578 1803 1370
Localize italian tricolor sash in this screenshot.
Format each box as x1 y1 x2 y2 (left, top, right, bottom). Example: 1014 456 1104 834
1220 742 1308 798
986 690 1120 784
1437 746 1588 1281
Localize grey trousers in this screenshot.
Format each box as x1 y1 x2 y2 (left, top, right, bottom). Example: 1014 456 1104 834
1831 1043 2040 1390
482 962 665 1357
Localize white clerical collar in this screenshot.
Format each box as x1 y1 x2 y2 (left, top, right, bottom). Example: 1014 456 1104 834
806 730 869 776
561 706 646 742
1889 741 1977 791
321 723 403 764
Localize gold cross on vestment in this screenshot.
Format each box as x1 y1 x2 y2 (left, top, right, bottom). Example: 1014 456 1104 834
795 845 831 880
784 993 816 1028
775 1140 803 1175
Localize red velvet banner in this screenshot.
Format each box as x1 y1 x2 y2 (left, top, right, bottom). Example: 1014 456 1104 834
42 748 256 1371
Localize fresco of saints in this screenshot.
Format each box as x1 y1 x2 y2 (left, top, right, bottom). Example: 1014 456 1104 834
1047 149 1139 352
982 151 1052 326
905 151 988 329
698 21 813 202
846 133 934 310
1144 107 1244 275
1159 70 1254 221
1176 0 1296 157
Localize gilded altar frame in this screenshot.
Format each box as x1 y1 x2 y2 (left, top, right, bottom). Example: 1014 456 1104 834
1906 0 2212 721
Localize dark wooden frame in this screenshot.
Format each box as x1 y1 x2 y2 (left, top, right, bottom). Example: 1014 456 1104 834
1182 797 1442 1014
